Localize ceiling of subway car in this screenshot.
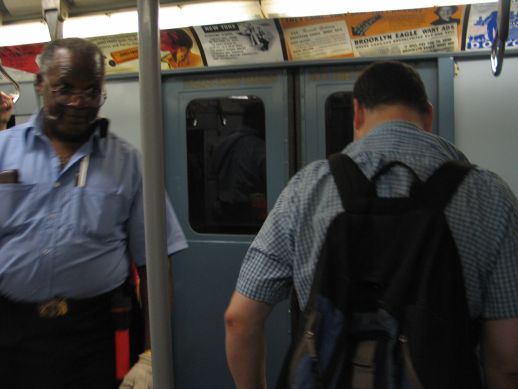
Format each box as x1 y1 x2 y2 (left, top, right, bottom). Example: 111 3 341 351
0 0 184 22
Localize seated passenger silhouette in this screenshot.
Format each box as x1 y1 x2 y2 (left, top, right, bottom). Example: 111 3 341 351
212 103 266 230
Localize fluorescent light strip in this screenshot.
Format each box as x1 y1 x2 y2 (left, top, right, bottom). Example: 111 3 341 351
0 0 499 46
0 0 262 44
0 21 50 46
261 0 497 17
63 13 139 38
159 1 262 29
65 1 262 37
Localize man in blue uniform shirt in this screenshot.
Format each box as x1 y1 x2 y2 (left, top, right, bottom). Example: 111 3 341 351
224 61 518 389
0 38 187 388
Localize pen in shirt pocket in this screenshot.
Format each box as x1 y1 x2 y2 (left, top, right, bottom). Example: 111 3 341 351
75 155 90 187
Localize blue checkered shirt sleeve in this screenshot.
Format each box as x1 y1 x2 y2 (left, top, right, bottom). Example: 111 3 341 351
235 169 304 305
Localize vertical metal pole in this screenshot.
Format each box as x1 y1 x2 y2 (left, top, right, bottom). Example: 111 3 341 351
137 1 175 388
437 56 455 143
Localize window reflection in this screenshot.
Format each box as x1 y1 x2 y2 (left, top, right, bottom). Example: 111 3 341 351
187 97 267 234
325 92 354 156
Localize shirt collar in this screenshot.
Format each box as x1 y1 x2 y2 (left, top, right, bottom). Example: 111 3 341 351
345 120 467 163
367 120 425 136
24 109 107 157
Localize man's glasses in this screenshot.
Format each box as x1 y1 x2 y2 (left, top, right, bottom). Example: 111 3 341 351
50 86 107 108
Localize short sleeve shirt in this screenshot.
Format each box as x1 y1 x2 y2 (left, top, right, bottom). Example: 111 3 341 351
0 111 187 301
236 121 518 320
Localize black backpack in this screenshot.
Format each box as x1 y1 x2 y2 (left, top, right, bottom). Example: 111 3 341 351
276 153 482 389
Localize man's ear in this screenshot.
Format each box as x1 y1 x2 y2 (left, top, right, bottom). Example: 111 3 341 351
422 102 434 132
353 98 365 139
34 73 44 95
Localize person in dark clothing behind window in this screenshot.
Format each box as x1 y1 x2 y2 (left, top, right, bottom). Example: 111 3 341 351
213 102 267 232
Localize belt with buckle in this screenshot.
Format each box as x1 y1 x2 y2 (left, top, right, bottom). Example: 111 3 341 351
38 298 69 318
0 292 112 319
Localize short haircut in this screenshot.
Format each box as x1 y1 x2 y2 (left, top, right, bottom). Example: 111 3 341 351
353 61 430 114
39 38 104 75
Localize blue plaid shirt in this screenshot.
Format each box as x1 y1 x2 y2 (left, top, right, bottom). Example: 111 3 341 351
237 121 518 320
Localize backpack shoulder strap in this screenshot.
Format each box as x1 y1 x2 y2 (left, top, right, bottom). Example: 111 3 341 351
328 153 376 208
371 160 421 184
417 160 475 207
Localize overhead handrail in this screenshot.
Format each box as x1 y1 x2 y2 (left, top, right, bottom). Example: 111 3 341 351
490 0 511 76
0 60 20 104
42 0 68 41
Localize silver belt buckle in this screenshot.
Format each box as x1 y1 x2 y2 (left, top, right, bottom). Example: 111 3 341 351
38 298 69 318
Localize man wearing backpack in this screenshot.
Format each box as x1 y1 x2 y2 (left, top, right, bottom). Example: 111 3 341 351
224 61 518 389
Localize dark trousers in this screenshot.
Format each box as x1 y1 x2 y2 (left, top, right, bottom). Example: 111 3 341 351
0 294 117 389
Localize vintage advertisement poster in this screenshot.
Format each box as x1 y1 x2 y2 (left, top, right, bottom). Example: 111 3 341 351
345 6 466 57
90 29 205 73
160 28 205 69
193 20 284 66
89 33 140 74
0 43 44 83
278 15 354 61
464 1 518 51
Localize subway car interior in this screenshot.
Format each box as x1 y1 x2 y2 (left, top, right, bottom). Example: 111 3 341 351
0 0 517 388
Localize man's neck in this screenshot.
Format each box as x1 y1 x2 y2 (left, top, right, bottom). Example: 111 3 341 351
49 138 83 168
356 105 427 140
365 106 425 130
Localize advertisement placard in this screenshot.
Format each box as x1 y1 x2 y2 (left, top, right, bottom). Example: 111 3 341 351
193 20 284 66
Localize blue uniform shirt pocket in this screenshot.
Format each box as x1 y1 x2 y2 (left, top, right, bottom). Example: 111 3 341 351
69 187 126 238
0 184 37 233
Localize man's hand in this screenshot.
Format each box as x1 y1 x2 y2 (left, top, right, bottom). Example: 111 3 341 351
0 92 13 131
119 351 153 389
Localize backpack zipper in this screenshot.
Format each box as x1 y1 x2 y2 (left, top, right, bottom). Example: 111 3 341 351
305 328 324 383
399 334 425 389
305 329 318 360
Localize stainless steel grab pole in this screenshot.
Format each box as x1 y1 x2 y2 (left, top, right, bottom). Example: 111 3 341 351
137 0 175 388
